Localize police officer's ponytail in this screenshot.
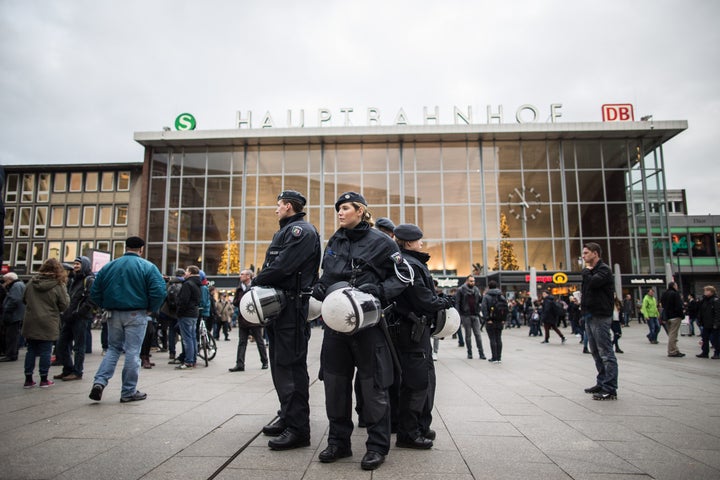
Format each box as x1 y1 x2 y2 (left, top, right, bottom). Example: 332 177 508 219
353 202 374 227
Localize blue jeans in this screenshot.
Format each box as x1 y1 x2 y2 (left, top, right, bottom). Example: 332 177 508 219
24 339 53 377
646 317 660 342
585 315 618 394
177 316 197 366
93 310 148 398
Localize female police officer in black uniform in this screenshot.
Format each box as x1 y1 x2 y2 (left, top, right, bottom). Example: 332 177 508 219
313 192 409 471
392 223 452 450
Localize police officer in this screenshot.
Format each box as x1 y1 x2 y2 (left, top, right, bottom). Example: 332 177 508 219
314 192 410 471
392 224 450 449
253 190 321 450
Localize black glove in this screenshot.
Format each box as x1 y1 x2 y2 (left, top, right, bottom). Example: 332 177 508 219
311 283 326 301
357 283 380 298
442 296 455 309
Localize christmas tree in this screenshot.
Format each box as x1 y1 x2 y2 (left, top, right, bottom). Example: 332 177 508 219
493 213 520 271
218 217 241 274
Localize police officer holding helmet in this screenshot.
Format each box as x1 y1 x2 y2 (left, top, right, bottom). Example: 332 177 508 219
392 223 451 449
313 192 410 471
253 190 321 450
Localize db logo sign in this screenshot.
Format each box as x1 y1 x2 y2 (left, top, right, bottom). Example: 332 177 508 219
602 104 634 122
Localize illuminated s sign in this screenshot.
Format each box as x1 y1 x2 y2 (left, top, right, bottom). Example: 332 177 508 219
602 104 634 122
175 113 197 131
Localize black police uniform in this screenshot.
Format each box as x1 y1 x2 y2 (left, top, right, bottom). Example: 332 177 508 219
253 211 321 441
315 222 409 457
392 242 449 446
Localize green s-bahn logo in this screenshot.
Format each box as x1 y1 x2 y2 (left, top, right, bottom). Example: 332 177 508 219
175 113 197 131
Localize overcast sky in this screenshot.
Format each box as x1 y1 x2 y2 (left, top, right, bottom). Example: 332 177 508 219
1 0 718 214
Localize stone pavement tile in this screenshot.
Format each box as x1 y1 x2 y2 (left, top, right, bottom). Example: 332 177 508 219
600 439 690 461
52 433 191 480
654 406 720 436
216 413 276 433
453 433 549 463
524 395 605 421
629 459 720 480
543 449 642 476
372 471 475 480
2 437 119 480
61 412 173 440
641 431 720 451
140 455 228 480
225 445 318 471
565 420 647 442
378 447 469 475
215 467 305 480
435 403 506 422
678 448 720 470
443 419 521 437
571 474 654 480
303 460 372 479
604 415 704 435
464 460 572 480
177 429 257 457
506 414 599 451
0 417 84 457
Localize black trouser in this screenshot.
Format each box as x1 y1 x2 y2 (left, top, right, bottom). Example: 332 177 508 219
544 323 565 341
57 317 87 376
395 322 432 442
266 301 311 438
140 321 156 357
3 322 21 359
419 336 435 436
321 326 394 455
486 321 503 361
235 325 268 368
611 321 622 350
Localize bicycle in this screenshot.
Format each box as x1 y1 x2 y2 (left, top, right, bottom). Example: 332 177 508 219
197 317 217 367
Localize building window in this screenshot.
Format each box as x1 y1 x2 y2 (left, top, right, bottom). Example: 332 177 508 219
80 241 94 257
31 242 45 272
64 241 78 262
101 172 114 191
15 242 28 266
118 171 130 191
54 172 67 192
18 206 32 237
98 205 113 226
5 174 19 203
21 174 35 203
97 240 110 252
82 205 96 227
66 206 80 227
51 206 65 227
85 172 98 192
34 206 48 237
113 241 125 259
3 243 12 266
115 205 128 226
48 241 62 260
4 207 15 238
37 173 50 202
69 173 83 192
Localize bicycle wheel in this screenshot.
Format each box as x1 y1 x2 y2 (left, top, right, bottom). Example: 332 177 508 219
200 333 209 367
205 335 217 361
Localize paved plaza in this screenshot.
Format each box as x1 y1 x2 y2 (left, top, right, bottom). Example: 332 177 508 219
1 322 719 480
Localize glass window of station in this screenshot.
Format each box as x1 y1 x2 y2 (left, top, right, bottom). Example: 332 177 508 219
147 138 668 278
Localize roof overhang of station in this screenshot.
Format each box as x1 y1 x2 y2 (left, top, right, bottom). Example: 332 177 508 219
135 120 687 151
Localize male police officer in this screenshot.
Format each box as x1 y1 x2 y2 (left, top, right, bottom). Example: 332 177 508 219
253 190 321 450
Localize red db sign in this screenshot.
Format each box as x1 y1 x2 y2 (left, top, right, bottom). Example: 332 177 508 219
602 104 634 122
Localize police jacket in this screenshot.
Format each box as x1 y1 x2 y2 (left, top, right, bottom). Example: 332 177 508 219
394 249 447 319
176 275 202 319
254 212 321 292
315 221 408 305
660 288 684 319
580 259 614 317
90 252 167 312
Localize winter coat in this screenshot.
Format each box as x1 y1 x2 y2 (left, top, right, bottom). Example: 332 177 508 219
215 299 234 323
580 259 614 317
454 283 482 316
2 279 26 324
90 252 166 312
641 294 659 319
62 256 97 322
698 294 720 330
21 274 69 341
176 275 202 319
660 287 684 320
540 295 559 326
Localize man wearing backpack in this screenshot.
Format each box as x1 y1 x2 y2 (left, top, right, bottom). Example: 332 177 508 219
454 275 487 360
159 269 185 362
54 256 96 381
481 280 507 363
540 289 567 344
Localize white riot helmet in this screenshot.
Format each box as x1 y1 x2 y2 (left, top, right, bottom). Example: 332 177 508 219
433 307 461 339
239 286 286 326
321 283 382 335
308 296 322 322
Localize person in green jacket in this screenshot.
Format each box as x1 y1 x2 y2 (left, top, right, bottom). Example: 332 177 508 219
641 288 660 344
22 258 70 388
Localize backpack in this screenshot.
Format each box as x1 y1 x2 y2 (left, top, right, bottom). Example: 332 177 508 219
488 293 509 322
554 299 567 318
166 282 182 311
